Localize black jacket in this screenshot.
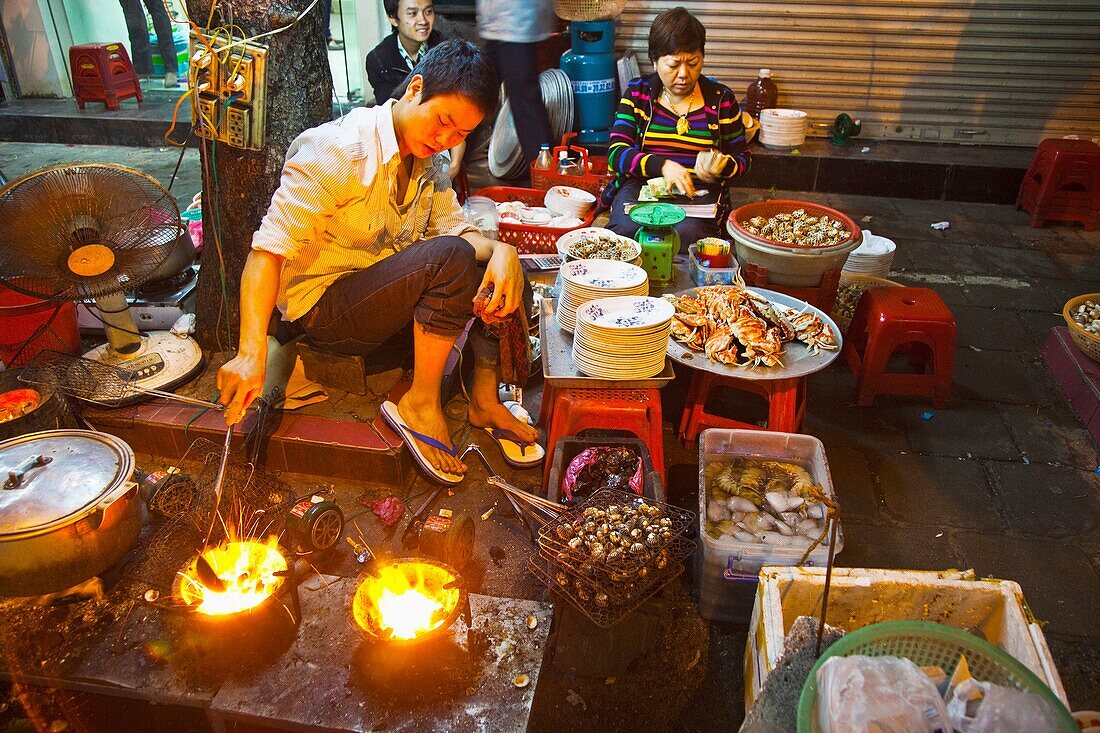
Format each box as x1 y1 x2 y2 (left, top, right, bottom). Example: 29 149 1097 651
365 31 443 103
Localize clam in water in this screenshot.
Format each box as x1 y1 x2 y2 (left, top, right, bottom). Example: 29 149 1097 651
704 457 834 549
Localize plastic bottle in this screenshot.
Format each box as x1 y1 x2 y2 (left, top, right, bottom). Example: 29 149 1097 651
535 143 554 171
744 68 779 119
557 150 579 176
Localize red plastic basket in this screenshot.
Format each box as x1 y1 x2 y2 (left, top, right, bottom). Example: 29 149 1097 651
530 133 614 197
728 200 860 250
473 185 597 254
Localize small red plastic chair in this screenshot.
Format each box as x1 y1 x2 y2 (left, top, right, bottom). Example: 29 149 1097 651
542 386 665 492
1015 138 1100 231
678 372 807 447
842 287 956 408
70 42 142 110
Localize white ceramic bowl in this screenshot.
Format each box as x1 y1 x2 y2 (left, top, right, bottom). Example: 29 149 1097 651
545 185 596 218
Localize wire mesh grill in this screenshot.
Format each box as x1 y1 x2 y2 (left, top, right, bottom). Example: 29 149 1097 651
0 164 183 301
19 349 146 405
531 488 695 627
538 533 694 605
538 488 695 580
124 437 297 592
528 554 684 628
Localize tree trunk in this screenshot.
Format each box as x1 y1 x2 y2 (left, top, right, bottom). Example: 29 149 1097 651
186 0 333 350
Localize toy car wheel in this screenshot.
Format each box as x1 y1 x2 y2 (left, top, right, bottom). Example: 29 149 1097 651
305 504 344 552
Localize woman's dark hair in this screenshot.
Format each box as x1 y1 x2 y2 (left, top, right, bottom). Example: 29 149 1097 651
648 6 706 63
397 39 499 116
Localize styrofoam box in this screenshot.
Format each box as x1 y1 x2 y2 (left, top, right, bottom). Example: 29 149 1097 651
697 429 843 622
744 566 1069 715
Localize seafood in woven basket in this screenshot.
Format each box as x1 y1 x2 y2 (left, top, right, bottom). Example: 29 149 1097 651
1070 299 1100 334
664 278 837 368
704 457 837 559
740 208 851 247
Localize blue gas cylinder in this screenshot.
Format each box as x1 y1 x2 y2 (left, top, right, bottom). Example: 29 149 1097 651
560 20 618 145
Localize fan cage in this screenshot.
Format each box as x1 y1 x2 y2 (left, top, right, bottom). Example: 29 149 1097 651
0 163 183 303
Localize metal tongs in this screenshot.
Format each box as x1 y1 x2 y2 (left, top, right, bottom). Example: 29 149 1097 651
458 443 561 543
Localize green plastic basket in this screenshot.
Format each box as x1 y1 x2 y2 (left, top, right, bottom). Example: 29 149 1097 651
796 620 1076 732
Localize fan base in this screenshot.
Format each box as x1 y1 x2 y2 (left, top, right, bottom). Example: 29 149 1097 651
83 331 205 404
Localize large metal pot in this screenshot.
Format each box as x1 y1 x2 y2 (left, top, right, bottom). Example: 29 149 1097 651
0 430 141 596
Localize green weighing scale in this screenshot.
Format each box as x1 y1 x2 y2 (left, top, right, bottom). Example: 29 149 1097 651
630 202 686 285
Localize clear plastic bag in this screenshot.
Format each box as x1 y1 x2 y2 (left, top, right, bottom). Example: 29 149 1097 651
945 679 1061 733
815 655 951 733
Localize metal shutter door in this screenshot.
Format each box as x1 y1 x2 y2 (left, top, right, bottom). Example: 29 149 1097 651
615 1 1100 147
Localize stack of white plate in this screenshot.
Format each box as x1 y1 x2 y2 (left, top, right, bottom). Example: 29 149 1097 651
842 229 897 277
758 108 808 149
489 69 575 179
555 259 648 333
572 296 675 380
545 186 596 219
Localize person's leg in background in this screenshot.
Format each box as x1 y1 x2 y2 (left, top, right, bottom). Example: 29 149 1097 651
323 0 343 50
118 0 153 77
485 40 551 165
142 0 178 87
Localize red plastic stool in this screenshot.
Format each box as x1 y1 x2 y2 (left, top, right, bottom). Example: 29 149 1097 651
542 387 665 491
842 287 956 408
1015 138 1100 231
741 262 843 315
678 371 807 447
69 43 143 110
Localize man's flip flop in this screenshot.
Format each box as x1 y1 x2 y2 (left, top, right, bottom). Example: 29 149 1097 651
380 401 463 486
483 400 545 469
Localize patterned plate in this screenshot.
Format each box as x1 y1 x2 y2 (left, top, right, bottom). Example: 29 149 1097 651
576 296 676 331
561 260 648 291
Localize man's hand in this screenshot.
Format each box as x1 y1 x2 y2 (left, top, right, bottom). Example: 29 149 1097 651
478 241 523 316
217 353 265 425
661 159 695 197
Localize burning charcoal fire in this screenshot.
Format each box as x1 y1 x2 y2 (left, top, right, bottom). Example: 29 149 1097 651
176 538 288 616
352 559 464 643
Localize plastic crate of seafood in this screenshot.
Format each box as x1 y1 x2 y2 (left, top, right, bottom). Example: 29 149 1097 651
697 428 843 623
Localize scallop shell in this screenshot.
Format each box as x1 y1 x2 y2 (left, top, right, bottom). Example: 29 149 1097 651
513 674 530 688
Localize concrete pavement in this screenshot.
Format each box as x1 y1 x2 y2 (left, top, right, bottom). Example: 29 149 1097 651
1 141 1097 726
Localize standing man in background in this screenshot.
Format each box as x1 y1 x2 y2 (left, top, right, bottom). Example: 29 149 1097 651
476 0 554 166
118 0 178 87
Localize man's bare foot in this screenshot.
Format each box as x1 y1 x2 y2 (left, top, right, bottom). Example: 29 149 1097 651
396 393 467 476
467 399 539 444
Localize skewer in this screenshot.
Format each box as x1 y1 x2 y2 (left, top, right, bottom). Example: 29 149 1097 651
203 424 234 547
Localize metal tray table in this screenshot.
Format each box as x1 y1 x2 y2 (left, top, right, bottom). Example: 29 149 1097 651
539 297 675 390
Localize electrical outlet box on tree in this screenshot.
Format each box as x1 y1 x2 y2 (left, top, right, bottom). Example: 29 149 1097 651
182 0 333 350
189 32 268 150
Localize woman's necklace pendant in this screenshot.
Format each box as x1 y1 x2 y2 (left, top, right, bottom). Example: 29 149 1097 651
676 115 689 136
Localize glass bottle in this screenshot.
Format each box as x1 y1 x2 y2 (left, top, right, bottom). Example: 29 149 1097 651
744 68 779 119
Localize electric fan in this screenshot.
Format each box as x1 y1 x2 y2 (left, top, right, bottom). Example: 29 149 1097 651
0 163 204 402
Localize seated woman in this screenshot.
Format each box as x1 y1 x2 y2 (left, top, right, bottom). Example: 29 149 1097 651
601 6 750 248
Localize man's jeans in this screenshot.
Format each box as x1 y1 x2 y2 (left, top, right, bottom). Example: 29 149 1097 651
297 236 529 369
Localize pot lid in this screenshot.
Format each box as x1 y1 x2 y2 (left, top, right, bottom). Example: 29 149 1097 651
0 430 135 538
